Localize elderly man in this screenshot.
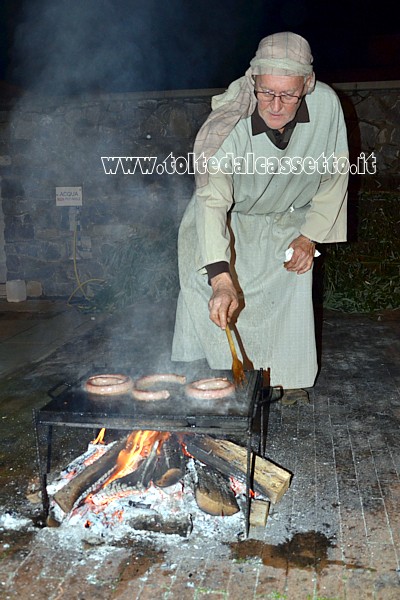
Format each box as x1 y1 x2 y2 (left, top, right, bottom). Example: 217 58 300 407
172 32 348 404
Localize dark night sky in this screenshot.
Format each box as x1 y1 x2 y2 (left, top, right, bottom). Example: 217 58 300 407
0 0 399 96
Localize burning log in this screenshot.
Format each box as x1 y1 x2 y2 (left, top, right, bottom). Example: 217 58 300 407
53 430 180 514
153 434 186 488
53 436 128 513
193 463 239 516
116 439 159 490
184 435 291 504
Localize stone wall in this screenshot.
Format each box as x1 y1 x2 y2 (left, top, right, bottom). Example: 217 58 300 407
334 81 400 191
0 89 213 297
0 81 399 298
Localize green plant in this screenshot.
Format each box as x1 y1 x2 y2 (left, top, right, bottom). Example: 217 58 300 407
84 221 179 312
323 195 400 313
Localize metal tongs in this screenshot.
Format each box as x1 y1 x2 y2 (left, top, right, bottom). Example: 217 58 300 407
225 324 246 387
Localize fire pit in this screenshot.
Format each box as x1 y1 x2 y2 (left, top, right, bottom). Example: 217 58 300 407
33 368 290 536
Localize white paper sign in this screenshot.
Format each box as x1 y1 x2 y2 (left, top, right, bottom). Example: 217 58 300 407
56 186 83 207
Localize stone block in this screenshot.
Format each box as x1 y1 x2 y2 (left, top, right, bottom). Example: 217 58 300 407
44 241 63 261
6 253 21 272
359 122 382 153
1 197 32 217
6 279 27 302
4 214 34 242
168 106 193 138
26 280 43 297
1 178 25 200
139 113 167 138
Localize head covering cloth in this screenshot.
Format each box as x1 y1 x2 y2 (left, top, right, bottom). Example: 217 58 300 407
194 32 315 187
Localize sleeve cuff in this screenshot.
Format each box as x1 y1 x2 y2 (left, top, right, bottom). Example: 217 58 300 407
205 261 230 285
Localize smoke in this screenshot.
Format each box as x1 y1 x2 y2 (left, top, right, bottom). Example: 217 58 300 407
11 0 159 94
0 0 329 374
5 0 398 94
8 0 272 95
3 1 219 319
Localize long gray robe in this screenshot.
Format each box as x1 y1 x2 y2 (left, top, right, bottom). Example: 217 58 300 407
172 82 348 388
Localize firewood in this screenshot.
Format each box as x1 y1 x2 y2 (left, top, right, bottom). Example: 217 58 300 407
124 512 193 537
155 468 183 488
193 463 239 516
184 435 291 504
153 435 185 488
249 499 270 527
117 439 159 490
248 499 270 540
53 437 128 513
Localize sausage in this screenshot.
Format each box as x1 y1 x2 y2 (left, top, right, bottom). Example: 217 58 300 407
131 373 186 401
131 388 171 401
85 374 133 396
185 377 235 400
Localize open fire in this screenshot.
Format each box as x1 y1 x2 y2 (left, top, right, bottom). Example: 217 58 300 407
102 429 172 486
47 427 291 538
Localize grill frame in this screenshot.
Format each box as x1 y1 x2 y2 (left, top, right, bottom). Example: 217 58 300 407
33 368 270 536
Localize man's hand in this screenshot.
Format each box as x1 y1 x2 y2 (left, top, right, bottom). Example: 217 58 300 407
284 234 315 274
208 272 239 329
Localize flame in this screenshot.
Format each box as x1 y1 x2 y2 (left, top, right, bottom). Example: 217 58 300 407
229 476 256 498
103 430 170 487
178 434 195 458
180 444 194 458
92 428 106 445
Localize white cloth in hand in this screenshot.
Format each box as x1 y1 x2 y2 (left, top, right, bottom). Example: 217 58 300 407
285 247 321 262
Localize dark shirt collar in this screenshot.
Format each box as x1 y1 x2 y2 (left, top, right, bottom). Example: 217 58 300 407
251 97 310 149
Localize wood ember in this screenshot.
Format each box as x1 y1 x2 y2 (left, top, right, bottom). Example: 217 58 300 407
184 435 291 504
153 434 186 488
116 439 159 490
193 463 239 516
123 512 193 537
53 436 128 513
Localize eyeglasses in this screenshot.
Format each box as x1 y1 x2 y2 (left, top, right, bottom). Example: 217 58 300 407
254 89 302 104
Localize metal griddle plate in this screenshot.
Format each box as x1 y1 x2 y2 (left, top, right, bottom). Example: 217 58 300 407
38 370 262 434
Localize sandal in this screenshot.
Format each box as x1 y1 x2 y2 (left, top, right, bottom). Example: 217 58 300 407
280 388 310 406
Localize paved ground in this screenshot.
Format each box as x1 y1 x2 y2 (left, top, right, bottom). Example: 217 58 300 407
0 299 399 599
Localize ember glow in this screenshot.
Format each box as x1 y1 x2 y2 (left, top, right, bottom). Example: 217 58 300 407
87 487 139 508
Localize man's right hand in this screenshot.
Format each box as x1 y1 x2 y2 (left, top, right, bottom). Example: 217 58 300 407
208 272 239 329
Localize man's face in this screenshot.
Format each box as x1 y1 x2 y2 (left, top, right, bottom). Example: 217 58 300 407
254 74 306 132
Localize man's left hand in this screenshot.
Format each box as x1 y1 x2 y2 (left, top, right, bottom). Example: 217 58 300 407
284 234 315 274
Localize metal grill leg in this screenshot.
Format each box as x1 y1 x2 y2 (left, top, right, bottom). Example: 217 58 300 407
245 434 252 538
32 409 51 516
